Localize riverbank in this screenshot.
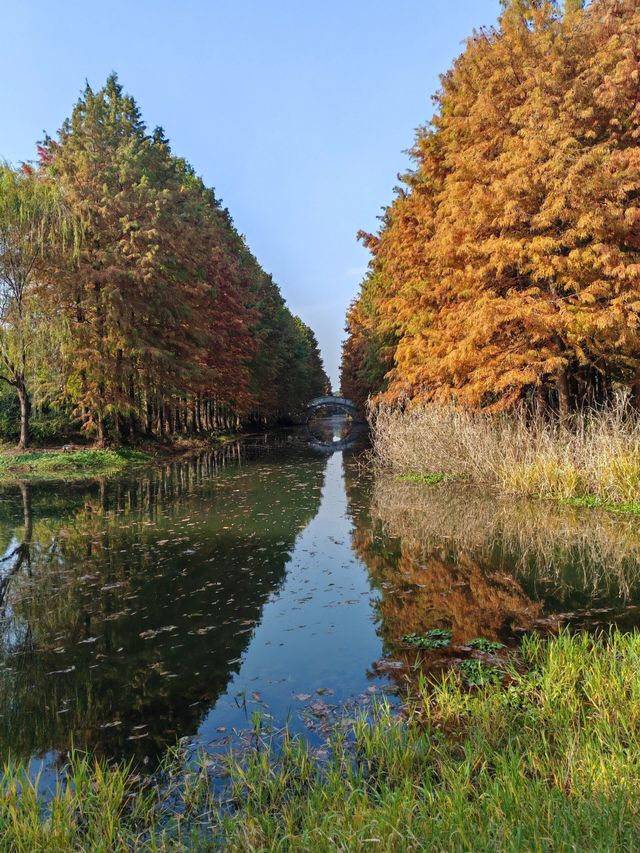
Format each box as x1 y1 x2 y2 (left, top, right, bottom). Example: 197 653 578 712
0 434 243 482
373 403 640 511
2 630 638 850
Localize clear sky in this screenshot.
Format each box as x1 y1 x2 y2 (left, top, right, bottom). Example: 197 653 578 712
2 0 501 388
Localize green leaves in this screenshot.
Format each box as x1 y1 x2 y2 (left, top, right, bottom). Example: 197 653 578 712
402 629 453 650
467 638 506 653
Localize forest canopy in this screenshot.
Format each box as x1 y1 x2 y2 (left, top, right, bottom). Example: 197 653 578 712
0 74 328 448
342 0 640 416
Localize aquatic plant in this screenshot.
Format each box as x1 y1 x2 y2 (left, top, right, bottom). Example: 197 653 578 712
458 658 502 687
402 629 452 649
467 638 506 653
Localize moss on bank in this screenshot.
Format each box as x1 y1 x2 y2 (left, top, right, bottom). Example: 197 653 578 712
0 448 152 481
3 631 640 850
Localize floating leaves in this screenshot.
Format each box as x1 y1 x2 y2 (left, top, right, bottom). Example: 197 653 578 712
402 629 452 650
467 638 505 653
139 625 178 640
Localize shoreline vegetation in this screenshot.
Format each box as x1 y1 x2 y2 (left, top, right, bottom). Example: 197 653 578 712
0 432 248 482
4 630 640 851
373 403 640 513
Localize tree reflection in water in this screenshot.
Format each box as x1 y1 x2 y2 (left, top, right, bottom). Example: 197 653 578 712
2 438 640 772
0 440 326 766
344 466 640 663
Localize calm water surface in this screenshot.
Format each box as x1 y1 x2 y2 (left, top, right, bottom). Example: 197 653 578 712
2 419 640 775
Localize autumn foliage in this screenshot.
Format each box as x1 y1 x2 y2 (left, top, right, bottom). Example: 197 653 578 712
0 75 327 447
342 0 640 415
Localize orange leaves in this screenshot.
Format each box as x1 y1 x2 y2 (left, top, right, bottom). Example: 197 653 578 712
343 0 640 413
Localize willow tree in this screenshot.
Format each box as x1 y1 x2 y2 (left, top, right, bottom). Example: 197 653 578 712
0 165 77 448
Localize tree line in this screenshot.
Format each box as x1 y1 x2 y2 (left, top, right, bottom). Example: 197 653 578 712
0 74 328 448
342 0 640 417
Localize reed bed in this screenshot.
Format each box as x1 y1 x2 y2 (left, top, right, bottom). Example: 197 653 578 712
371 402 640 504
2 632 640 850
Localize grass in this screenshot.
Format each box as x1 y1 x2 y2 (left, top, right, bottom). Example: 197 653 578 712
558 495 640 515
3 631 640 850
0 448 152 481
395 471 452 486
373 401 640 508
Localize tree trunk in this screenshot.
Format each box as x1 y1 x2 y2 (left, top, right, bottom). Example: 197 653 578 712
534 382 548 417
632 366 640 412
557 369 571 421
96 411 106 448
16 381 31 451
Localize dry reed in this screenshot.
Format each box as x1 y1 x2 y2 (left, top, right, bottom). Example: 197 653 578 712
371 402 640 503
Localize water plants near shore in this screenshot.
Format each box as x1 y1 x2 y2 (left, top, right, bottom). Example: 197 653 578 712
3 630 640 851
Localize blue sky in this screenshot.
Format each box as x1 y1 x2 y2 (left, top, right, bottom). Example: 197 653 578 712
2 0 501 387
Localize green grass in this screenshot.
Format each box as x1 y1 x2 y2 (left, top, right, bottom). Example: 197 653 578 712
0 448 152 481
3 631 640 850
558 494 640 515
395 471 457 486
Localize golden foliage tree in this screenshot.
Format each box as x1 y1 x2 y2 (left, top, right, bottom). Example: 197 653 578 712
343 0 640 415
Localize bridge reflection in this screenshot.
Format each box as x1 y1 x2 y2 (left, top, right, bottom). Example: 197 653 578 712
305 411 366 452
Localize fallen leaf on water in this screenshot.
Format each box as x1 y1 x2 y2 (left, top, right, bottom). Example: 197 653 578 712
139 625 178 640
373 659 405 672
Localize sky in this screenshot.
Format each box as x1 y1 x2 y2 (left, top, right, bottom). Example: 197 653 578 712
1 0 502 388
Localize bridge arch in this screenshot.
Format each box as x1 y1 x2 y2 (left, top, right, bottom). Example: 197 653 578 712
305 396 360 421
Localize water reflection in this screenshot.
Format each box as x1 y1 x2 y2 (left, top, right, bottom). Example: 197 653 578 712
355 477 640 656
0 441 331 765
1 433 640 772
306 414 364 452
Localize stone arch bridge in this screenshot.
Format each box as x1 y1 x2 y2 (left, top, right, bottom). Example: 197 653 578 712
305 396 362 422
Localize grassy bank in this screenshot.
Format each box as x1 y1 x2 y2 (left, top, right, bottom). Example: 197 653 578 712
373 403 640 509
0 448 152 481
3 631 640 850
0 431 247 482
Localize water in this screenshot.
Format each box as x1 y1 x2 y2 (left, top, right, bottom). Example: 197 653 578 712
1 420 640 775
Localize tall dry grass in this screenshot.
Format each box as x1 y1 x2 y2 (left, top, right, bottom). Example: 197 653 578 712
371 402 640 503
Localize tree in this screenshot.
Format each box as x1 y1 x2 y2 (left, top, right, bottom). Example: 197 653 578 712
344 0 640 416
0 165 77 448
34 74 327 442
